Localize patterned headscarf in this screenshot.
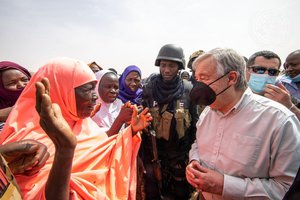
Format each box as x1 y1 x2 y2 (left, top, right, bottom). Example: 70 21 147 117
118 65 143 105
0 61 31 109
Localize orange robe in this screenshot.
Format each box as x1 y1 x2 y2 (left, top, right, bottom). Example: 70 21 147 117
0 57 140 200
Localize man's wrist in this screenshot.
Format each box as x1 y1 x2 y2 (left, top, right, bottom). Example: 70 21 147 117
189 159 200 164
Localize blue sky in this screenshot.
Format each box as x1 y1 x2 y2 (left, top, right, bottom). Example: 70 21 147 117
1 0 299 77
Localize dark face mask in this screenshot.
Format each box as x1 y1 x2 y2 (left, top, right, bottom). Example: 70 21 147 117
190 72 231 106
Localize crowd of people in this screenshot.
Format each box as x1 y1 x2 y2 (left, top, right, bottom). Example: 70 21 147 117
0 45 300 200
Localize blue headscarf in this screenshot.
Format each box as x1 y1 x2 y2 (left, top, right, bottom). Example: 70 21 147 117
118 65 143 105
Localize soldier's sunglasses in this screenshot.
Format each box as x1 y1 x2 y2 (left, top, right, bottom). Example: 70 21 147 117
249 66 280 76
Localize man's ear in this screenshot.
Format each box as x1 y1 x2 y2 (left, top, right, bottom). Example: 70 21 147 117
228 71 239 85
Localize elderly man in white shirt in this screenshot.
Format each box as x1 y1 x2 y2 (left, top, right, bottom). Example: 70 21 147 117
186 48 300 200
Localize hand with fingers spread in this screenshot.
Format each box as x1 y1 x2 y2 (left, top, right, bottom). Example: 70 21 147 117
35 78 77 153
186 160 224 194
0 139 49 175
130 105 152 134
264 83 293 108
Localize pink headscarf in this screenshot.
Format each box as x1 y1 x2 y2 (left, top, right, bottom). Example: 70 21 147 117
0 61 31 109
0 57 140 200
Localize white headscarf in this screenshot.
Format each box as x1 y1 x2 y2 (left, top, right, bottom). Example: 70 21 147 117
92 70 123 132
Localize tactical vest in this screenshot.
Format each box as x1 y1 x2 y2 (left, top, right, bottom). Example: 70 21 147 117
143 79 193 140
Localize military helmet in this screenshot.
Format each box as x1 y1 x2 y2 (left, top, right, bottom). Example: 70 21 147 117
187 50 205 70
155 44 186 70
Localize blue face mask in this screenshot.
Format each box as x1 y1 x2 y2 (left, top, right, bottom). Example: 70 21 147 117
248 73 276 93
288 74 300 83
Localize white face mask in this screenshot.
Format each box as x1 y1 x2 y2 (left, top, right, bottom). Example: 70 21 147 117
248 73 276 93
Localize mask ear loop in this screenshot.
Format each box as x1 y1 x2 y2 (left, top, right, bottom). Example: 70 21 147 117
216 84 231 96
208 71 230 86
210 71 231 96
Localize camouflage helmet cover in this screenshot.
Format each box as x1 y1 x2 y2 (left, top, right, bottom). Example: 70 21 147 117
187 50 205 69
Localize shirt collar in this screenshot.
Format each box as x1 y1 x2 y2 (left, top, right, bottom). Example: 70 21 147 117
279 75 293 84
214 88 251 117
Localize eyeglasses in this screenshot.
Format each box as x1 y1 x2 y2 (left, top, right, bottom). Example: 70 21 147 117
249 66 280 76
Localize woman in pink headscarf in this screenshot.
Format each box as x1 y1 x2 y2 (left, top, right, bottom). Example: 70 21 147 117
0 57 152 200
0 61 31 131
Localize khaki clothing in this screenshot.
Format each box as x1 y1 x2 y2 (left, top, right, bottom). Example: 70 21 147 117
0 155 22 200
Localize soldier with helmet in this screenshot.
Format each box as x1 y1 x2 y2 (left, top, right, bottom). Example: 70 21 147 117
141 44 199 199
187 50 205 86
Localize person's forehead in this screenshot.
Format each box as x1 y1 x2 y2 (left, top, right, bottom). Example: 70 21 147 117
286 53 300 63
126 71 140 77
77 81 96 89
102 73 118 81
2 69 26 78
99 76 118 88
195 56 216 72
90 64 99 69
2 68 22 74
160 60 178 65
254 56 280 68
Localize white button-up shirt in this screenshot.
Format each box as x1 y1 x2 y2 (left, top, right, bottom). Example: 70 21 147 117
189 88 300 200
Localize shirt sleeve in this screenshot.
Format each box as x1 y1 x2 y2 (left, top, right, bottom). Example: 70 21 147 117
189 108 208 163
189 139 200 163
223 116 300 200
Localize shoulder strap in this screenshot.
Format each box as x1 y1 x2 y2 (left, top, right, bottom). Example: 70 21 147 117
177 80 193 109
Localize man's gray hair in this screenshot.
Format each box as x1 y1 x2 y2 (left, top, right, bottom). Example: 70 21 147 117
193 48 247 90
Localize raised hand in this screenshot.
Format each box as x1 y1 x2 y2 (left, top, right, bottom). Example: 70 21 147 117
35 78 77 153
264 83 293 108
0 139 49 175
118 101 134 124
130 105 152 134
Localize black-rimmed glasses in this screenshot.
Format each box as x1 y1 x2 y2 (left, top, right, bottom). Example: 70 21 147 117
249 66 280 76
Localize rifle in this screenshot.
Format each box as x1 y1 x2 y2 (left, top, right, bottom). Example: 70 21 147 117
142 85 164 199
148 124 164 199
